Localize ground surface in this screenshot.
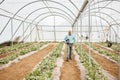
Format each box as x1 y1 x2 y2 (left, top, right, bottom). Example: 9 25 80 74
60 46 80 80
82 43 118 79
0 43 57 80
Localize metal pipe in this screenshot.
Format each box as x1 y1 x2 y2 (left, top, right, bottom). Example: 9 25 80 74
72 0 88 27
53 16 56 41
23 14 72 41
10 12 72 40
88 0 91 63
11 19 13 46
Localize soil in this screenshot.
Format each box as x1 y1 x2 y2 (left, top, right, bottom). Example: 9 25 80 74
0 43 57 80
82 43 118 79
60 47 80 80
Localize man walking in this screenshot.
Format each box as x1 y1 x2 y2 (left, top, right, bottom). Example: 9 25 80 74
64 30 75 61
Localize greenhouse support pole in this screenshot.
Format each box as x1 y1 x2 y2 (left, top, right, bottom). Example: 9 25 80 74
35 25 38 42
30 24 32 42
37 25 40 42
88 0 91 63
11 18 13 46
22 21 24 42
118 26 120 80
54 16 56 41
118 42 120 80
77 21 79 43
80 15 83 54
41 26 44 41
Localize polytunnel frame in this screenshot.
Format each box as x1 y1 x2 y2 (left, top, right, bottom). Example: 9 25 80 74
74 1 120 79
84 0 120 12
72 1 120 41
81 14 110 40
90 0 120 7
10 7 74 40
25 13 111 41
11 12 72 41
72 0 120 27
23 14 72 41
71 0 120 70
20 12 72 41
22 11 72 35
83 11 120 39
0 0 5 5
90 12 120 39
80 13 120 80
0 0 76 36
83 6 120 39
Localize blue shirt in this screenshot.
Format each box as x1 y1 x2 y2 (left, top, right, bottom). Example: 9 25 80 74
64 35 75 43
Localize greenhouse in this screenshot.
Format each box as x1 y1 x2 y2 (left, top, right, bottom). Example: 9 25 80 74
0 0 120 80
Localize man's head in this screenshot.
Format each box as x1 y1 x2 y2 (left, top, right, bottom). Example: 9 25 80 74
68 30 72 35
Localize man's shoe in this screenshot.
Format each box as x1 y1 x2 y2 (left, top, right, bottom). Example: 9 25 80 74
66 59 69 61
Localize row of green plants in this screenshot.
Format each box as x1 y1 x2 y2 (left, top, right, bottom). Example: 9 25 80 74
99 42 119 52
0 42 47 65
0 43 32 54
25 43 63 80
91 45 119 62
75 45 106 80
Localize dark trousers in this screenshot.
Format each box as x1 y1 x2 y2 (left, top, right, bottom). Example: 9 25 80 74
67 43 73 60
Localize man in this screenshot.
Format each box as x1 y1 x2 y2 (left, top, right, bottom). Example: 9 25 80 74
64 30 75 61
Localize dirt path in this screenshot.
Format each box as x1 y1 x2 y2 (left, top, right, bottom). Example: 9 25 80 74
93 43 119 55
0 43 57 80
82 43 118 79
60 48 80 80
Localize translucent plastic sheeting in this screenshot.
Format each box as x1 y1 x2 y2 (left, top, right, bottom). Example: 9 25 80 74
0 0 120 43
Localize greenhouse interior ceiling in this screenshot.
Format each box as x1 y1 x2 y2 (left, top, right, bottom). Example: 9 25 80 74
0 0 120 43
0 0 120 80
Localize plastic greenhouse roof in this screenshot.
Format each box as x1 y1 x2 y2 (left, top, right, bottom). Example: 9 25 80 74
0 0 120 43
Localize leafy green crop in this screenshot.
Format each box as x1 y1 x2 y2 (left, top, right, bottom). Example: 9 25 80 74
25 43 63 80
92 45 119 62
75 45 106 80
0 42 47 65
0 43 32 54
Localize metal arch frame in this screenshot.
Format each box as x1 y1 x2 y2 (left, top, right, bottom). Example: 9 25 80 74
90 0 120 7
23 7 74 22
83 15 110 26
24 14 111 41
10 7 74 38
88 7 120 15
89 12 120 27
12 0 75 17
0 0 76 35
15 12 72 40
37 12 72 25
90 15 120 40
84 7 120 26
81 14 110 41
84 0 120 12
11 12 72 40
23 12 72 36
90 12 120 39
23 14 72 41
82 13 120 39
37 14 72 25
0 0 5 5
72 0 120 29
82 0 120 23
